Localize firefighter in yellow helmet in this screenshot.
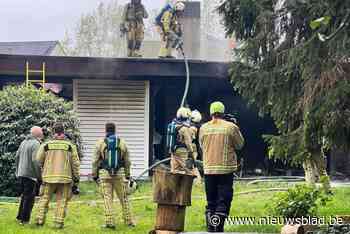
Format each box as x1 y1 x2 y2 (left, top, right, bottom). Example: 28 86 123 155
121 0 148 57
35 123 80 229
157 1 185 58
169 107 194 174
92 122 135 229
199 102 244 232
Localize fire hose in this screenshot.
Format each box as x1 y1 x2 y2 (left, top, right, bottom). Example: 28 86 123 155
132 33 191 184
179 45 190 108
166 31 190 107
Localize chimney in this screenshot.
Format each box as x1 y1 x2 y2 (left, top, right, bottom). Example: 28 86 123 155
180 1 201 59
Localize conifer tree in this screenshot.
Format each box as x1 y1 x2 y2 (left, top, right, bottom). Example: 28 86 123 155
218 0 350 189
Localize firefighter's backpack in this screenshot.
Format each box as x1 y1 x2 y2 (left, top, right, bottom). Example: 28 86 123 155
102 135 122 175
155 3 173 26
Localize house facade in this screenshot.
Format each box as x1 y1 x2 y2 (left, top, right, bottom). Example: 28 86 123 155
0 54 243 178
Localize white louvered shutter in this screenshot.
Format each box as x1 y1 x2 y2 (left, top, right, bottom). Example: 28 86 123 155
73 80 149 178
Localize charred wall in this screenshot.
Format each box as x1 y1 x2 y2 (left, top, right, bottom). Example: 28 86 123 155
151 77 278 173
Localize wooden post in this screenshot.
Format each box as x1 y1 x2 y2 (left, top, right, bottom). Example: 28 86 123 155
151 169 195 234
281 225 304 234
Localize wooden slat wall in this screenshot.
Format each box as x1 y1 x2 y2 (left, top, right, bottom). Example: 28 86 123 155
74 80 149 178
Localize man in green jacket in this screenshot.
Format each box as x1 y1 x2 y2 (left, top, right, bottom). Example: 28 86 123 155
15 126 43 225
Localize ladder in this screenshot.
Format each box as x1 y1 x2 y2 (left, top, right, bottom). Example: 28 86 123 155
26 61 46 87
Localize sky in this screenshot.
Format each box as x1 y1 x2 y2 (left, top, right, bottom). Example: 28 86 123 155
0 0 166 42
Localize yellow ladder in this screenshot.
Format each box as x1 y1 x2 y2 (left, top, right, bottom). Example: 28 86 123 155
26 61 46 87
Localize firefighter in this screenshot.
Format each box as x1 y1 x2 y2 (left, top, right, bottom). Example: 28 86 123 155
170 107 194 174
190 110 203 181
121 0 148 57
35 123 80 229
199 102 244 232
157 1 185 58
190 110 202 161
92 122 135 229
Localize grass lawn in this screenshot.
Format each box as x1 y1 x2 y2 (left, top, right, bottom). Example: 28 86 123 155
0 181 349 234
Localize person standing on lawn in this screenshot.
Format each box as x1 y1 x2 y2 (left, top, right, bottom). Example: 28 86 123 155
169 107 195 174
199 101 244 232
92 122 135 229
15 126 43 225
35 122 80 229
190 110 203 181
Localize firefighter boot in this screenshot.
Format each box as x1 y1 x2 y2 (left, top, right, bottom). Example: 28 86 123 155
215 212 227 233
205 211 216 232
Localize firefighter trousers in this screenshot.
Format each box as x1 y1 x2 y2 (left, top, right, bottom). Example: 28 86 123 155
157 27 173 57
99 173 134 226
36 183 71 225
126 21 144 57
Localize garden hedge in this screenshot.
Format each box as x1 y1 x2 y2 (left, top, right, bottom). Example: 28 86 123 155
0 85 82 196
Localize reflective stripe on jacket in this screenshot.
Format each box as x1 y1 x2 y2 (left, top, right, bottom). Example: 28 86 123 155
199 119 244 175
36 139 80 184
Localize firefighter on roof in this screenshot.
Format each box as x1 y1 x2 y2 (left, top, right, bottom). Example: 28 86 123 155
121 0 148 57
92 122 135 229
156 1 185 58
35 123 80 229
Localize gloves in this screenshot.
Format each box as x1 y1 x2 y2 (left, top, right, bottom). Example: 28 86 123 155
185 158 194 170
167 31 183 49
93 176 99 183
72 185 80 195
73 178 80 184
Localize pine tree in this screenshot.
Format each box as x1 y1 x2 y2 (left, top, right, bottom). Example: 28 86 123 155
218 0 350 189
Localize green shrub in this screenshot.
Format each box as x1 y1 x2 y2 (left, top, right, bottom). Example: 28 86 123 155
0 85 82 196
269 184 331 218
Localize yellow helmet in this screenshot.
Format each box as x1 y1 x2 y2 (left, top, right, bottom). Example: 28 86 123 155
210 101 225 115
191 110 202 123
177 107 191 119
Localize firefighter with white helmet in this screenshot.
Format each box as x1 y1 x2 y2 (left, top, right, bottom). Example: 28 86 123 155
190 110 202 160
190 110 203 181
155 1 186 58
166 107 194 174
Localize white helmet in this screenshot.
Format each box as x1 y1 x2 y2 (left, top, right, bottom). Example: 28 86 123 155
191 110 202 123
177 107 191 119
175 1 185 11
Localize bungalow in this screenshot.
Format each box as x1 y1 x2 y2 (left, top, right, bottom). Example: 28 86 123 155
0 53 279 178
